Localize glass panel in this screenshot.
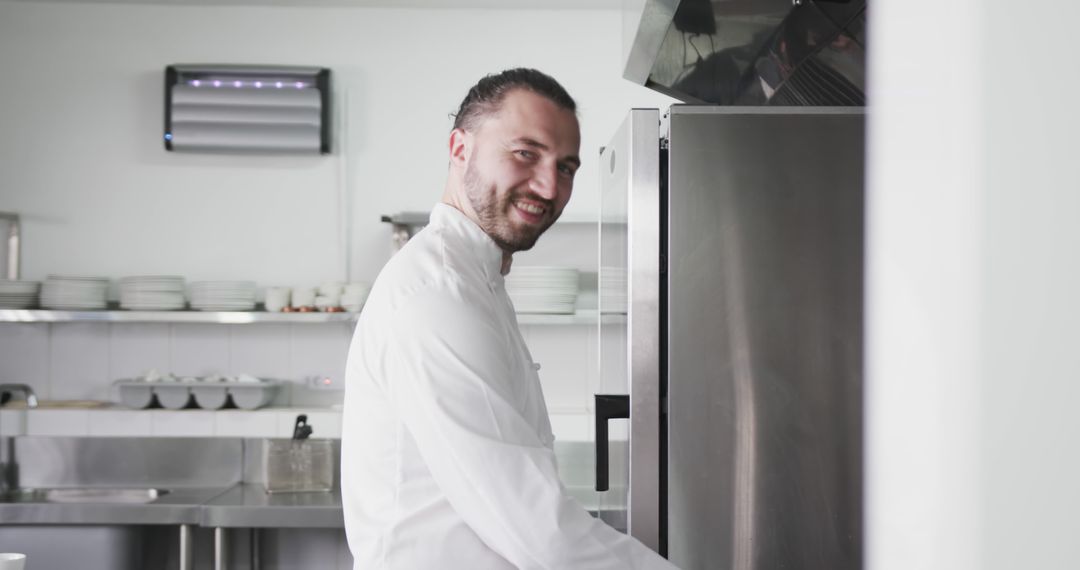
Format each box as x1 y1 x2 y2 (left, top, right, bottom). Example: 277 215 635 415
594 110 661 548
596 130 632 531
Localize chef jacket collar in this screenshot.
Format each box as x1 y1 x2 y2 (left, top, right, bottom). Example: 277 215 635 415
430 203 506 286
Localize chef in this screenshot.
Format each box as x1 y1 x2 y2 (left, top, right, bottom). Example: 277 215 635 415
341 68 677 569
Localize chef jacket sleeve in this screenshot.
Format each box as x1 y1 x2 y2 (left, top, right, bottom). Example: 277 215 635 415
384 286 677 570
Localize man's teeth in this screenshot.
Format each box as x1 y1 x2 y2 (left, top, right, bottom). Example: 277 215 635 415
517 202 545 215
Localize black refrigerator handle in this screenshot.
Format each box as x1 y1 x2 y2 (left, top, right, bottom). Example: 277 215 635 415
594 394 630 492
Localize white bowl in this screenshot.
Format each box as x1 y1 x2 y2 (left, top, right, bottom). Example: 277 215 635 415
229 380 280 410
191 385 229 409
115 381 156 409
155 384 193 409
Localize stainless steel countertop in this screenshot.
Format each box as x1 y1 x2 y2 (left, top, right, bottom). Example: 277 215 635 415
1 483 621 530
0 484 343 528
201 484 343 528
0 486 229 525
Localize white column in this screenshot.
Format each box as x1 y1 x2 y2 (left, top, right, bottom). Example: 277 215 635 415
867 2 1080 569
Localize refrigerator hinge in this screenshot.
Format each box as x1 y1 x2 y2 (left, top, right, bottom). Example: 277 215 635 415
659 137 669 150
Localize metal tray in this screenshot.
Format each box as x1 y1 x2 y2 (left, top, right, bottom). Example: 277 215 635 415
114 379 282 410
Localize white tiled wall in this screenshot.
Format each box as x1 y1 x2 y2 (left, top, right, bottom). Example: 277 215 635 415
110 323 170 380
0 323 49 398
521 324 595 414
287 324 352 408
150 410 218 437
229 323 291 379
1 320 618 441
170 324 231 378
215 409 280 438
50 322 110 400
27 409 88 436
7 408 351 439
87 409 153 437
0 322 355 407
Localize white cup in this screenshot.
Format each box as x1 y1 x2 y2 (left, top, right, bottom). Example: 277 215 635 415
344 281 371 297
264 287 291 312
342 282 370 313
318 281 343 296
291 286 316 308
0 553 26 570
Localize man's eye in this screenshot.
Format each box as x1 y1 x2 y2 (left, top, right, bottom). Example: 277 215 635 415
515 150 537 159
558 164 576 176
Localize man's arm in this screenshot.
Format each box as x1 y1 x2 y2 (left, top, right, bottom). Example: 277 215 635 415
385 288 677 569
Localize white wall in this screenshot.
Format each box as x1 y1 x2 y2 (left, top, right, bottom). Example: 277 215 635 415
0 0 669 430
0 1 672 287
866 1 1080 569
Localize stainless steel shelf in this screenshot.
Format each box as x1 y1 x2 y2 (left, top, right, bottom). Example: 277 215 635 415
0 309 359 324
0 309 623 325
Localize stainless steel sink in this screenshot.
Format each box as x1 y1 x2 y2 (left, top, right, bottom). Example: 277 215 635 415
2 487 169 504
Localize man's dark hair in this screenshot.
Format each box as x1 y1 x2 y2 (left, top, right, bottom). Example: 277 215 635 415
452 68 576 132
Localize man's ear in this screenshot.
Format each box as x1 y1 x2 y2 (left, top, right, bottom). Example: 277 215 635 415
448 128 470 168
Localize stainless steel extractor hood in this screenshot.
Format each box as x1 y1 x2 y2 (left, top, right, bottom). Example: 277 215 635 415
625 0 866 105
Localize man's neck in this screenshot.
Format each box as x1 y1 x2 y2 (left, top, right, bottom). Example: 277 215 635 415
439 196 515 276
501 252 513 276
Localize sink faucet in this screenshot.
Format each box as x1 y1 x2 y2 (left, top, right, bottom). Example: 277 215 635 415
0 384 38 409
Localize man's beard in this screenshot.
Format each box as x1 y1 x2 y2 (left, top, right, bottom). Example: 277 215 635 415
464 159 558 253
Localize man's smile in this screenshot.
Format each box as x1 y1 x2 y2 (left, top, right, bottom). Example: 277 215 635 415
512 198 549 224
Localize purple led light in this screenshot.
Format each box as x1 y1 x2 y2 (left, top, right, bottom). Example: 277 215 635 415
191 80 201 87
233 81 242 88
254 81 263 88
213 80 222 87
275 81 283 88
294 82 305 89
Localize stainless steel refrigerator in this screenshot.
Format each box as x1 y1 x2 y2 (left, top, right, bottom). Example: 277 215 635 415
593 106 865 570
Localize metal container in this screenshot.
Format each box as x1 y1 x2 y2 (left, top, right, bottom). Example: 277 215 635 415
262 439 333 493
113 378 280 410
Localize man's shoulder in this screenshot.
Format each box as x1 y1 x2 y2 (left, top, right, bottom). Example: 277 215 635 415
366 224 486 313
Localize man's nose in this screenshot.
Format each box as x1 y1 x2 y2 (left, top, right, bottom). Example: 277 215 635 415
529 164 559 199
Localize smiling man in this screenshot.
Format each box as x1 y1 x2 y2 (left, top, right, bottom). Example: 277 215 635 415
341 69 676 569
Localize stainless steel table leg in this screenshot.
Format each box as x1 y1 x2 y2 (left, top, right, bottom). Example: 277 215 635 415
179 524 194 570
214 527 227 570
251 528 260 570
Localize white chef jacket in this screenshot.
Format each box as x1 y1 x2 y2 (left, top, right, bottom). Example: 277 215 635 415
341 203 675 569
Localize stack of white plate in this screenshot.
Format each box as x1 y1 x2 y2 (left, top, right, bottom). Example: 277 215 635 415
506 266 579 314
599 266 628 314
119 276 186 310
189 281 256 311
0 280 40 308
40 275 109 310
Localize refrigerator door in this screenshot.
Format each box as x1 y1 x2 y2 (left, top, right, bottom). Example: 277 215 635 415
597 108 663 553
665 107 864 570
